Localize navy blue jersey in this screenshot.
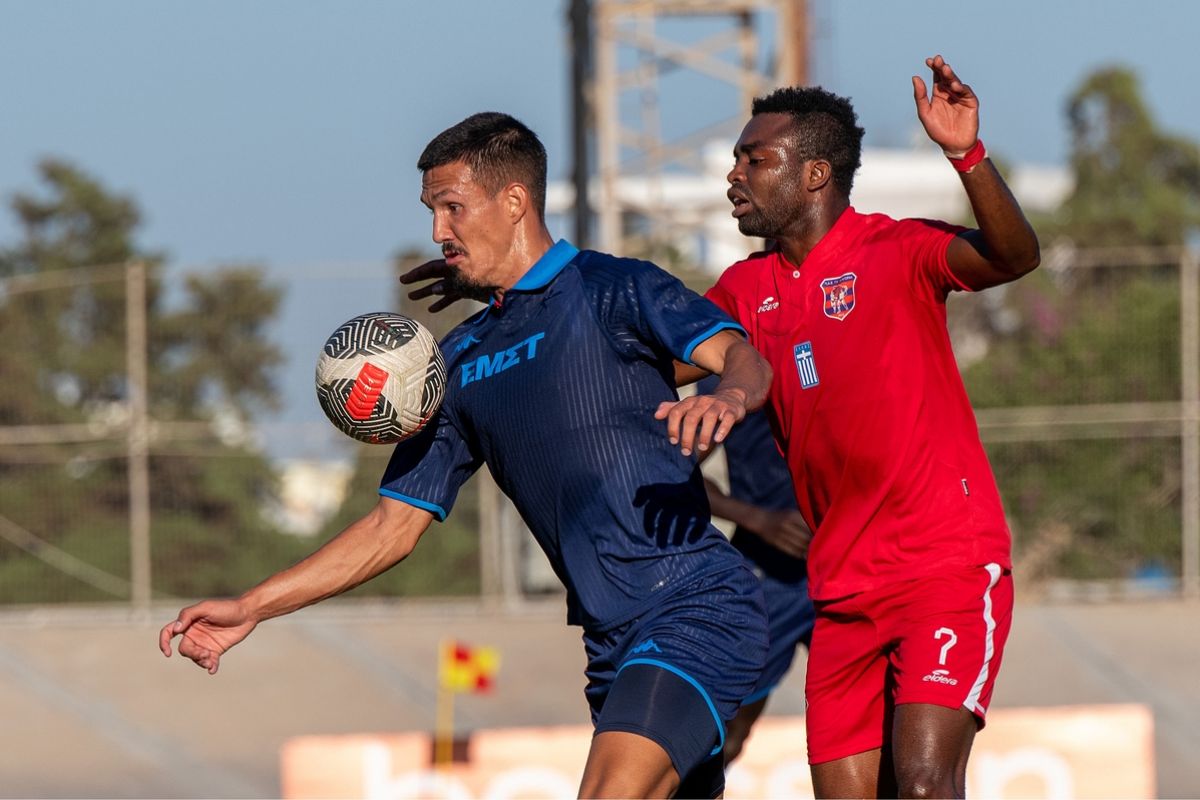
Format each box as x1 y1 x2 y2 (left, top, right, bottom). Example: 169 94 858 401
698 374 807 585
380 240 748 630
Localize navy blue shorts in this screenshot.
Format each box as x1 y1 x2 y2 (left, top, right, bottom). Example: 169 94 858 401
583 564 768 795
742 573 815 705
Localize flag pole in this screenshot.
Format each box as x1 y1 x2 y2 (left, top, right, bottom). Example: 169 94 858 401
435 639 456 769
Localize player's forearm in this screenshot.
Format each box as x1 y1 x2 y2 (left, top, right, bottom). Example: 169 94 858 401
239 499 430 622
959 159 1040 277
713 339 772 413
673 360 711 388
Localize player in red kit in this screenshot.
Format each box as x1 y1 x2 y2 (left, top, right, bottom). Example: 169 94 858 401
699 55 1040 798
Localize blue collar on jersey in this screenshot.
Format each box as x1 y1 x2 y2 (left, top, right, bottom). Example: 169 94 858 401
512 239 580 290
486 239 580 310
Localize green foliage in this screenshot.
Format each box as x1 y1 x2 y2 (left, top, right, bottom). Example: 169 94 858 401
155 270 284 418
960 65 1198 584
985 438 1182 582
963 266 1185 582
318 447 482 598
965 270 1181 407
0 160 290 603
1043 66 1200 247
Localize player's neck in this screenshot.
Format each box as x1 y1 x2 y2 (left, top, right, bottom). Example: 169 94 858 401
776 198 849 267
494 224 557 296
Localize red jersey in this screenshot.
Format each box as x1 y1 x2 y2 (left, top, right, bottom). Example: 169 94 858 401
706 207 1011 601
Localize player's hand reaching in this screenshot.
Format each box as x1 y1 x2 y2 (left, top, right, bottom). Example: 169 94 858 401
655 387 748 457
159 599 258 675
912 54 980 156
398 258 484 313
749 508 812 559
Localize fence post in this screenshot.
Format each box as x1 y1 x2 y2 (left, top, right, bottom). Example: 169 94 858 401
1180 248 1200 599
126 261 152 613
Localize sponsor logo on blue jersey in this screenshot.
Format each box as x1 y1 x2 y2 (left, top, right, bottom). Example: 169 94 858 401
460 331 546 387
454 334 482 353
630 638 662 655
794 341 819 389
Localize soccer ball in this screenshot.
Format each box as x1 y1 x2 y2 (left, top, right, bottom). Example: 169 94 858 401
315 312 447 444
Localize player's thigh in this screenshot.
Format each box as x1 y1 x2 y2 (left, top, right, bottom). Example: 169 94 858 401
579 730 677 799
805 599 890 766
592 568 767 797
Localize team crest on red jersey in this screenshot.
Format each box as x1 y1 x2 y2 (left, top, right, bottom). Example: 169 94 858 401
820 272 857 321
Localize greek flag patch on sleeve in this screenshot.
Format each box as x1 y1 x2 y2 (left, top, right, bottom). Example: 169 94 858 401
794 341 819 389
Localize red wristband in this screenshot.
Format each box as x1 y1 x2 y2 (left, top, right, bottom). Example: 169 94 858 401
946 139 986 173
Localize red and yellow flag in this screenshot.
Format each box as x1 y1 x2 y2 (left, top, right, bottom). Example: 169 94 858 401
439 640 500 694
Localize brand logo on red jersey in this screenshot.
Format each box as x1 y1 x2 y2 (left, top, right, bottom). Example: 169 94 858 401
922 668 959 685
757 295 780 313
820 272 857 320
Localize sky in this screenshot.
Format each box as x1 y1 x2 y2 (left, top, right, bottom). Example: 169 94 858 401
3 0 1200 458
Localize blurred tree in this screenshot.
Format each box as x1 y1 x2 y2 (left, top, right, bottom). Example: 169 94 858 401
959 66 1197 587
0 159 305 602
1045 66 1200 248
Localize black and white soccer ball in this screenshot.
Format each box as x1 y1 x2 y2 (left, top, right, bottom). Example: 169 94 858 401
315 312 447 444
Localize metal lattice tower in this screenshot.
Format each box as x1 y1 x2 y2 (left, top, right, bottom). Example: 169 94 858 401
584 0 808 255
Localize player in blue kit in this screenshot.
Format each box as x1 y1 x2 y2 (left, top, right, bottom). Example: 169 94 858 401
695 375 816 765
159 112 773 799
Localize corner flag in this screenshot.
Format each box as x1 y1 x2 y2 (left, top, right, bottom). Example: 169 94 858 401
439 640 500 694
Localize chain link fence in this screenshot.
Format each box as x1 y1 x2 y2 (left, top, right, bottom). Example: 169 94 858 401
1 248 1196 607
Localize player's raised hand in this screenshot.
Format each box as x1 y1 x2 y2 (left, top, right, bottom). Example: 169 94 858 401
399 258 474 313
159 599 258 675
655 387 748 457
912 54 979 156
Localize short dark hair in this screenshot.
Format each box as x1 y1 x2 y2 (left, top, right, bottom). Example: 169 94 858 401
752 87 865 195
417 112 548 218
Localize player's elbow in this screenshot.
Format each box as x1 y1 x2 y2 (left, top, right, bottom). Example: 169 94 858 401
366 497 434 563
1005 231 1041 278
1011 243 1041 277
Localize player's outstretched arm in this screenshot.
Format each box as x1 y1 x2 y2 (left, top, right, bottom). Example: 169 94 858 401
656 331 771 456
913 54 1040 290
159 497 434 674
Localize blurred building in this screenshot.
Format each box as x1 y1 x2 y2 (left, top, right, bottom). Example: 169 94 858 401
270 458 355 536
548 141 1072 272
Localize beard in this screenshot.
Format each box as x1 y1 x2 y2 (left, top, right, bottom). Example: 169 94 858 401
736 205 790 240
443 263 498 303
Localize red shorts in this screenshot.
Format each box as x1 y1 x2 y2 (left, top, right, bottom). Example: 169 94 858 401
804 563 1013 765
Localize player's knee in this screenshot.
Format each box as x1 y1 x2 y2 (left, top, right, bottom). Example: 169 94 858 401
894 764 964 800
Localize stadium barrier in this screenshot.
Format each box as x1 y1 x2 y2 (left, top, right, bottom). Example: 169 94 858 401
280 704 1154 800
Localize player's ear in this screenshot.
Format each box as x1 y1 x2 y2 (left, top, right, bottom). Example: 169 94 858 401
806 159 833 192
503 182 530 224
